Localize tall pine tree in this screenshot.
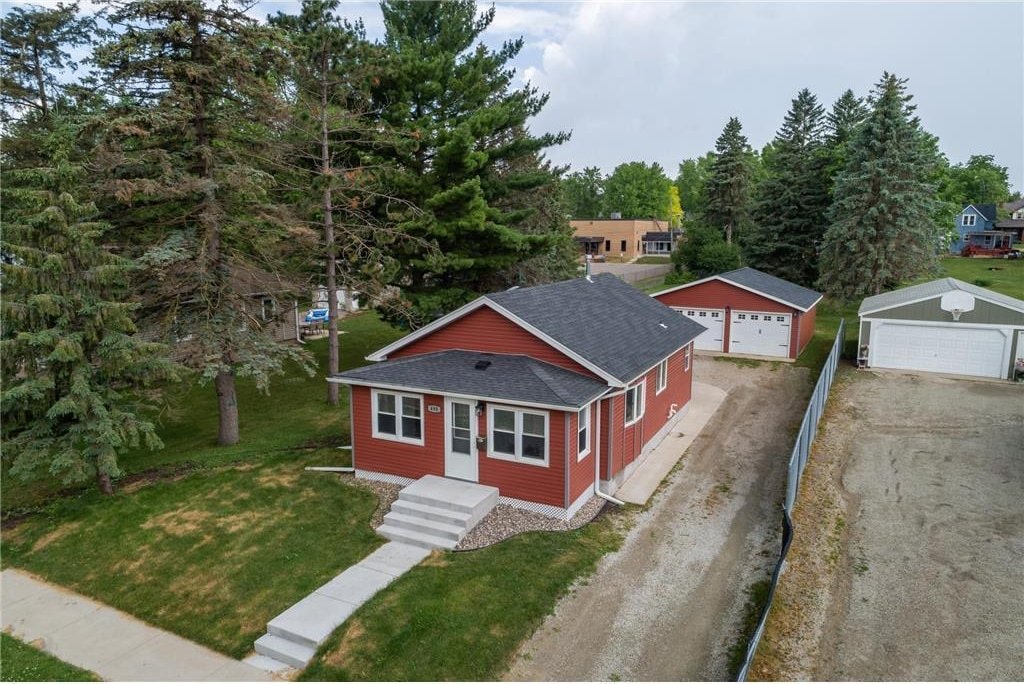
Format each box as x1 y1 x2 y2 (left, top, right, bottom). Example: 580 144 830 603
370 0 569 325
1 118 179 494
92 0 311 445
746 89 831 286
705 117 754 245
818 73 942 299
823 89 868 185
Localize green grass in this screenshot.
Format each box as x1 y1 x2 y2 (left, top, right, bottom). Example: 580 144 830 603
726 579 772 678
635 275 673 293
299 514 624 681
2 453 384 659
2 312 405 513
633 256 672 264
927 255 1024 300
1 633 99 682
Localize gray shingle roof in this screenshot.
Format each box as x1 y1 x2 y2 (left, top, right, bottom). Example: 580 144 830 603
858 277 1024 315
334 350 609 408
1001 198 1024 214
486 273 705 384
967 203 998 222
718 267 822 311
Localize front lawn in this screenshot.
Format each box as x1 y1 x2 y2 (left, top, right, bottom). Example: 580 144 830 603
0 634 99 682
300 514 624 681
2 454 383 658
2 312 405 513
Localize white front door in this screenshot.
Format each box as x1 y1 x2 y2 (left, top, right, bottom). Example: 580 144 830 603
675 307 725 351
444 398 478 482
870 322 1008 379
730 311 791 357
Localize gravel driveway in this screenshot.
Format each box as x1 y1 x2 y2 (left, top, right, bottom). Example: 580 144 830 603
504 358 811 681
812 372 1024 680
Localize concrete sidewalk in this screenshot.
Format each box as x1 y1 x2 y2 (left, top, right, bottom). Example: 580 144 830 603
1 569 271 681
615 381 728 504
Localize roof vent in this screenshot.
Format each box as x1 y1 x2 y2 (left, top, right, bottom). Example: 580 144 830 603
474 360 492 371
658 322 668 329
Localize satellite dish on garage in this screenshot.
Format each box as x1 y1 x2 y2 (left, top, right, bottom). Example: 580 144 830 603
940 290 975 322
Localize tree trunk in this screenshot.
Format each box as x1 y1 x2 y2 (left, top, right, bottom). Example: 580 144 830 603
321 71 341 406
215 369 240 445
32 39 48 118
96 470 113 495
725 221 733 245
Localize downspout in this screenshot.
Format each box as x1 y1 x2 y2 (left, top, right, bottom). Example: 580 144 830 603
294 300 303 343
564 411 570 511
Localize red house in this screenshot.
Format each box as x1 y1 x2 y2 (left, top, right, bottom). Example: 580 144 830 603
331 273 706 520
653 267 822 360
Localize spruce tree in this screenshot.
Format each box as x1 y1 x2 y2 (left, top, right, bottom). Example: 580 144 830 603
824 89 869 184
0 2 95 121
705 117 754 245
370 0 569 325
746 89 831 286
92 0 311 445
1 118 179 494
818 73 942 300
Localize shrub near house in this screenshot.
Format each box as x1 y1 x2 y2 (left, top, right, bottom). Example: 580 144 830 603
331 273 706 518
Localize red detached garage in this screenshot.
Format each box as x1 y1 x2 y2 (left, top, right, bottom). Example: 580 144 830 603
653 267 822 360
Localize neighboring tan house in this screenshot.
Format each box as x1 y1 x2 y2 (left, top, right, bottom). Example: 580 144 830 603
330 273 706 522
571 218 676 260
995 198 1024 242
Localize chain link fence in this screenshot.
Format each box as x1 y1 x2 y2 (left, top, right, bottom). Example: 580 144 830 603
737 318 846 681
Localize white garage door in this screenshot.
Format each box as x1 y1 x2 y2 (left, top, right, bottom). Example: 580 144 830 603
674 307 725 352
730 311 791 358
871 323 1007 379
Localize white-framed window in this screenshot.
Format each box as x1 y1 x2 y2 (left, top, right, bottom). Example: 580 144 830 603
684 344 692 371
261 297 276 322
577 403 591 461
776 316 786 322
737 313 747 320
963 213 976 227
751 314 759 320
656 359 668 394
711 311 720 318
624 380 645 425
371 389 424 445
488 405 549 466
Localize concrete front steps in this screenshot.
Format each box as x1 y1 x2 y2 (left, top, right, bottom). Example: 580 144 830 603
377 475 499 550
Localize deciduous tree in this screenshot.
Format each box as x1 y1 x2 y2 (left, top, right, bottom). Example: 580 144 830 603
602 161 671 219
560 166 605 218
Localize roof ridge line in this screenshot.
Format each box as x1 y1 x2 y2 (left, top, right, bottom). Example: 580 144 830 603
525 358 584 406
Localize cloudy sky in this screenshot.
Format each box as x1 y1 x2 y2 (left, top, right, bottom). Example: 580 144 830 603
253 1 1024 191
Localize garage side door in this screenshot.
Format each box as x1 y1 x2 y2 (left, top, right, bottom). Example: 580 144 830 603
730 311 791 357
674 307 725 352
871 323 1007 379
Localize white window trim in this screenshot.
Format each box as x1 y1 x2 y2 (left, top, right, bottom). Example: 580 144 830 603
962 213 976 227
371 389 425 446
684 344 692 372
577 402 591 461
487 404 550 468
624 379 646 426
655 359 668 395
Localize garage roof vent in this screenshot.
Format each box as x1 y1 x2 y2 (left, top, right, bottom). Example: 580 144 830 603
474 360 492 371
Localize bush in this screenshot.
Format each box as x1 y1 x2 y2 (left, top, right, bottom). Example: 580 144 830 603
663 270 692 287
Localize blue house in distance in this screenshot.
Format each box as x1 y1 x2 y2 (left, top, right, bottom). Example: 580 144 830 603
951 204 997 254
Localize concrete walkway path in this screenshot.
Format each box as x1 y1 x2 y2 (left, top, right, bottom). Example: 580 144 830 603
615 381 728 504
250 541 431 669
1 568 270 681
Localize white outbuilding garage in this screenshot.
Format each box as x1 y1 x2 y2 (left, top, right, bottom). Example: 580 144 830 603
858 278 1024 381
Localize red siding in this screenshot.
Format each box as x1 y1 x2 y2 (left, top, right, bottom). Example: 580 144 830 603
352 385 568 508
568 403 598 502
477 407 567 507
389 306 600 379
654 280 819 359
351 386 445 480
796 305 817 356
618 344 693 470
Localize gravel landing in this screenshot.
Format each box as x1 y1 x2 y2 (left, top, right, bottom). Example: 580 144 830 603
456 497 606 551
338 474 401 528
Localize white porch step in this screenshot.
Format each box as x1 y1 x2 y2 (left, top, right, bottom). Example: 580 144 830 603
242 653 295 675
377 523 459 550
382 511 465 540
390 499 474 526
397 475 499 526
254 633 316 669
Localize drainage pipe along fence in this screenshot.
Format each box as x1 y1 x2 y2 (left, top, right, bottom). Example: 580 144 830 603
737 319 846 681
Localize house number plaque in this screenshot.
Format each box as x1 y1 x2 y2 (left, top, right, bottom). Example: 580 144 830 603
427 405 441 413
